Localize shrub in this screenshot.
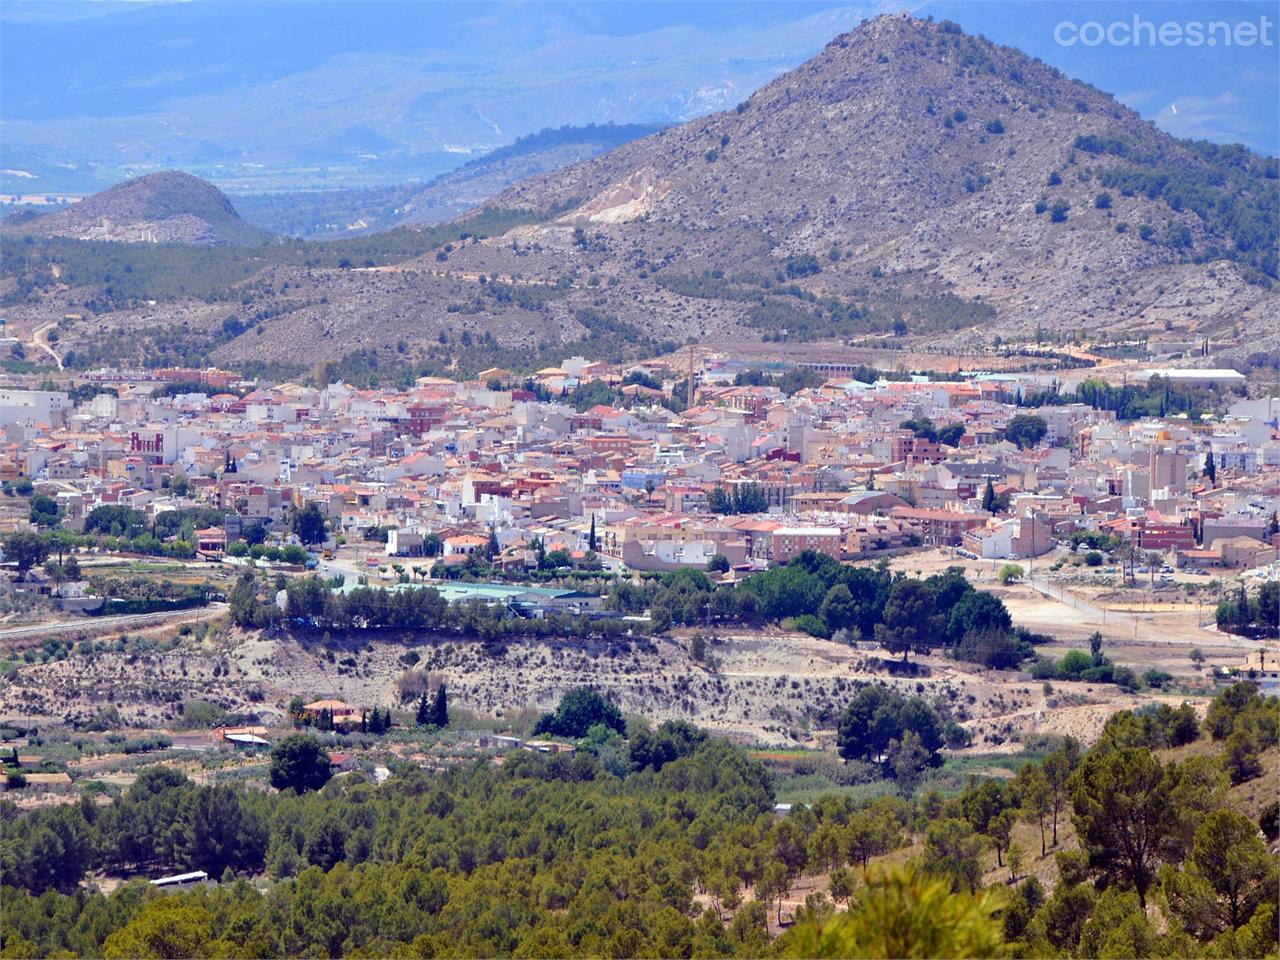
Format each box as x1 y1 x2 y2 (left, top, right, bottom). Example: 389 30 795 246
997 564 1024 584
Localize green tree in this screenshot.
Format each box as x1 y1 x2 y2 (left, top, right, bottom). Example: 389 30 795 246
818 583 857 633
1070 746 1175 907
1223 726 1263 784
431 684 449 728
844 810 899 870
920 818 985 893
533 687 624 739
29 494 60 527
103 899 214 960
4 531 48 580
874 580 942 662
1177 810 1276 932
268 734 331 793
827 866 856 907
1016 764 1052 856
1005 415 1048 449
176 786 266 877
757 861 790 926
980 479 997 513
987 810 1015 869
1204 450 1216 485
781 866 1002 959
888 730 930 792
290 502 327 546
997 563 1024 584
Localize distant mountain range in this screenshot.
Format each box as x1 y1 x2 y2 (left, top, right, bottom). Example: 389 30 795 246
230 124 666 239
0 1 874 195
5 1 1274 199
2 16 1276 379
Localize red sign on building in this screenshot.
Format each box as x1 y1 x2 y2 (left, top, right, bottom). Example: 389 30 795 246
130 432 164 463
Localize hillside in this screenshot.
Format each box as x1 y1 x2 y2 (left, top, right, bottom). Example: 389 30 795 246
230 124 666 239
3 172 272 246
470 14 1277 346
3 15 1277 375
395 123 670 229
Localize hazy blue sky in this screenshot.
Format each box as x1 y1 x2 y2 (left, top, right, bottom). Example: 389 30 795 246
2 0 1274 192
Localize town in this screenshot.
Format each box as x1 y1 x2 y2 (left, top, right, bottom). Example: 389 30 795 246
0 347 1275 744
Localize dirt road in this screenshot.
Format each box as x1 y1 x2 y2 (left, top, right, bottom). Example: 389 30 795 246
31 321 63 370
0 603 226 651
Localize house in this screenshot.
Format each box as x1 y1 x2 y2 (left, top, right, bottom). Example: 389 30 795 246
386 529 425 557
962 516 1055 560
1208 536 1278 570
151 871 212 890
771 526 842 563
302 699 358 724
195 527 226 557
8 771 73 793
443 533 487 557
890 507 988 547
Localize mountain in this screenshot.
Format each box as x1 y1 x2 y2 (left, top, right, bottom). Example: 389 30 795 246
465 14 1276 346
4 172 272 245
4 16 1277 377
229 124 666 239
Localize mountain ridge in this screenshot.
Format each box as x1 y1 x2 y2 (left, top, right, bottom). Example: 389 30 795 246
451 13 1276 347
3 15 1277 374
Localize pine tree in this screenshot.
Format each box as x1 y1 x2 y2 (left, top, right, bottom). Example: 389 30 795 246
416 691 431 727
432 684 449 728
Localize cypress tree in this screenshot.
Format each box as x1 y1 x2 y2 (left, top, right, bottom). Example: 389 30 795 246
416 691 431 727
981 479 997 513
432 684 449 728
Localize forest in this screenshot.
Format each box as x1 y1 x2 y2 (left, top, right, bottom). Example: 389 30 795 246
1 683 1276 958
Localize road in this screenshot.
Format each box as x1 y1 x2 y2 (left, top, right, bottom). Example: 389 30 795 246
30 321 63 370
0 603 226 649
